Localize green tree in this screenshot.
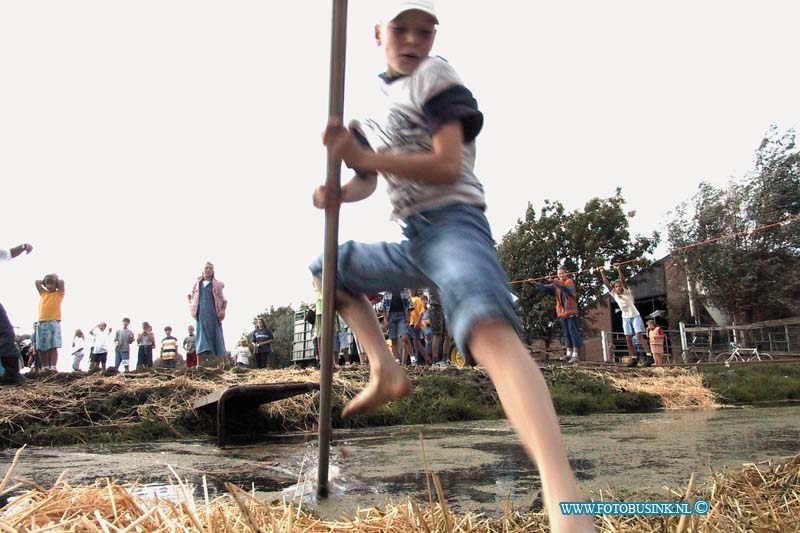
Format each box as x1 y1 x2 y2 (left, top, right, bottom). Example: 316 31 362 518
252 305 296 367
498 190 657 347
668 126 800 322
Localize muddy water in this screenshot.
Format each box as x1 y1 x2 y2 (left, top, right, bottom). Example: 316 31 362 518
2 406 798 517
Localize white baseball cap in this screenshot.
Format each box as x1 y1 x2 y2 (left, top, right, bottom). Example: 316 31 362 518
383 0 439 24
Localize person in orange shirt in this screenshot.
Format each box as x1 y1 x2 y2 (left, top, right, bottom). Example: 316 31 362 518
408 289 431 364
34 273 65 371
536 267 583 363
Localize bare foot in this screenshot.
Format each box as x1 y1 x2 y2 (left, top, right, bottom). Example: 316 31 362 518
341 365 411 417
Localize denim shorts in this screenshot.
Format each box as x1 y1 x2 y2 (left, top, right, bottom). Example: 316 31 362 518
386 311 408 340
309 203 520 358
36 320 62 351
622 315 646 336
337 330 350 352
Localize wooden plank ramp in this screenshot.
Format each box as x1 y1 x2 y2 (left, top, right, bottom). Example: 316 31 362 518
194 382 319 446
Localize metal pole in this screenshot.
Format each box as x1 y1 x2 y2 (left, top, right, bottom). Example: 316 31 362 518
317 0 348 499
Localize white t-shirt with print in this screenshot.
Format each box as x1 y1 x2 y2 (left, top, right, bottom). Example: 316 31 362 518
611 288 640 319
354 56 485 220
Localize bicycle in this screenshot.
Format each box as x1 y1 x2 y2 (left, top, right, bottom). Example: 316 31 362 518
714 342 773 363
680 334 713 363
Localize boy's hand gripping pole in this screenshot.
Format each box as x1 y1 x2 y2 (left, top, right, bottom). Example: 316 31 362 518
318 0 347 499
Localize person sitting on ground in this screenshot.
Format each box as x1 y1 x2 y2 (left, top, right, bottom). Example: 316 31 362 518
599 265 653 367
535 266 583 363
34 273 65 372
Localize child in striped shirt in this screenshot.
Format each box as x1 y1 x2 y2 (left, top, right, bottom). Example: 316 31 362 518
160 326 178 369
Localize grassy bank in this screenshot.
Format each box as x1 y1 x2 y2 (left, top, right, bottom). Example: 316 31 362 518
700 362 800 404
1 363 799 449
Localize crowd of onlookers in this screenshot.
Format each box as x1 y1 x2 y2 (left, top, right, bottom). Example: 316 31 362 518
15 318 277 375
18 319 199 374
306 288 456 368
1 247 277 382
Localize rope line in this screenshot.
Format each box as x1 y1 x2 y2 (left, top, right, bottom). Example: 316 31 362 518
508 215 799 285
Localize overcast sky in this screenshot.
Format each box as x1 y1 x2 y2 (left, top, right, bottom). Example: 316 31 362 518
2 1 798 369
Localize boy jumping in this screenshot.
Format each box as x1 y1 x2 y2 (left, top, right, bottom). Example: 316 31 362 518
310 2 593 530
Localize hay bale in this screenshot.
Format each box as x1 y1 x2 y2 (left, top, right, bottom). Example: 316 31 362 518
604 367 719 409
1 447 798 531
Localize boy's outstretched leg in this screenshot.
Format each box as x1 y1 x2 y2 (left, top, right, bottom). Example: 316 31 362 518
312 278 410 416
469 320 596 533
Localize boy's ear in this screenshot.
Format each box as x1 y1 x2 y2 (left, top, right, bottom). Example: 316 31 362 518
374 23 383 46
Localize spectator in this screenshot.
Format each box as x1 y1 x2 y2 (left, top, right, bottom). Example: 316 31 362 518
233 338 251 368
646 319 666 365
113 318 135 372
381 289 412 365
427 289 445 363
71 329 86 372
188 261 227 366
420 295 433 358
0 242 33 384
183 325 197 368
536 267 583 363
160 326 178 369
34 273 65 372
408 289 430 364
314 288 346 367
337 318 351 365
251 317 275 369
29 322 42 373
136 321 155 370
88 322 112 373
353 333 368 365
304 305 317 362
